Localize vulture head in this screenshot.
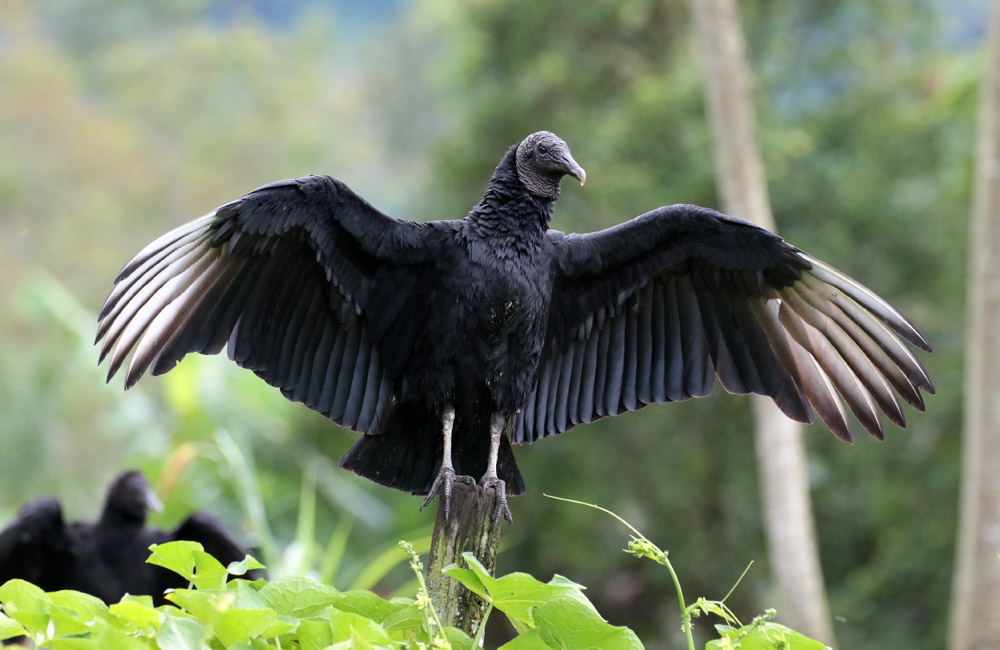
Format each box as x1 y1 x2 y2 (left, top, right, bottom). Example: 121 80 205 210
101 470 164 526
515 131 586 200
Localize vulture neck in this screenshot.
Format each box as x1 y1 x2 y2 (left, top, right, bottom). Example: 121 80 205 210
99 501 146 532
466 148 555 242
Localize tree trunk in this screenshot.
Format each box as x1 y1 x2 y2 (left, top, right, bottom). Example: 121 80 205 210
687 0 836 646
425 478 503 638
950 1 1000 647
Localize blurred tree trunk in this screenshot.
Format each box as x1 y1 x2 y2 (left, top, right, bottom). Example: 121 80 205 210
950 1 1000 647
687 0 836 646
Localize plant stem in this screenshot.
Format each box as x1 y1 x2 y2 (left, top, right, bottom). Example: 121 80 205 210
662 554 696 650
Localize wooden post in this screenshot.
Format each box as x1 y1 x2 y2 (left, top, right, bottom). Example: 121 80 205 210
425 477 504 637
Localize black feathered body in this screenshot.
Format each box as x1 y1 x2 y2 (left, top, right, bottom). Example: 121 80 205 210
343 153 556 495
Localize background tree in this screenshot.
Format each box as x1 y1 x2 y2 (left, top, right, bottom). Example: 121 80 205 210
951 0 1000 647
688 0 835 644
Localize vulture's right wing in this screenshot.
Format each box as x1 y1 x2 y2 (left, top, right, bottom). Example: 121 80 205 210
96 176 432 434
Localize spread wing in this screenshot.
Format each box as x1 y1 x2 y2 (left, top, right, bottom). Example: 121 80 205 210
515 204 934 444
96 175 432 434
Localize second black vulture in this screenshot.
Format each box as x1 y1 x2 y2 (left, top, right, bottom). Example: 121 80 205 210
96 132 934 524
0 471 258 605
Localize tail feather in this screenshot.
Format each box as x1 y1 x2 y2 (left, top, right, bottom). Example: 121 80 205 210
339 400 525 496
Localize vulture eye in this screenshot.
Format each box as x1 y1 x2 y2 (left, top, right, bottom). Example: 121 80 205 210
537 145 548 155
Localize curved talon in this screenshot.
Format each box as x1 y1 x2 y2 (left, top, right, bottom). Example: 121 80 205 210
480 476 513 528
421 466 457 519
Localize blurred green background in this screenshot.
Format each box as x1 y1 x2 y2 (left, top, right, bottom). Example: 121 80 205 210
0 0 975 647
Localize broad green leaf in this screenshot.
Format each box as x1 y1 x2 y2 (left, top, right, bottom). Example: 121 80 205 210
296 617 334 650
330 590 410 622
534 597 643 650
443 625 475 648
328 608 394 646
259 614 298 638
214 607 277 646
87 618 151 650
227 555 267 576
0 579 51 635
147 541 229 590
0 611 27 641
457 552 598 626
191 551 230 590
49 589 109 625
259 576 341 617
164 589 223 621
147 541 202 582
231 581 271 610
156 612 206 650
707 623 829 650
109 599 162 633
499 627 553 650
379 603 425 632
442 566 488 600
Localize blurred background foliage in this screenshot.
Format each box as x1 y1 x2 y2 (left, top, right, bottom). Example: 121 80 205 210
0 0 978 647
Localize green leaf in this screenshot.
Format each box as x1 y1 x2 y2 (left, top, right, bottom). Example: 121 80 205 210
457 553 598 626
258 576 341 618
534 597 643 650
0 579 51 635
109 598 162 633
296 617 334 650
443 625 475 648
0 611 27 642
707 622 829 650
327 608 394 648
227 555 267 577
164 589 220 621
378 603 426 632
499 627 553 649
147 541 202 582
214 607 277 646
329 590 410 622
146 541 229 590
156 612 206 650
442 566 488 600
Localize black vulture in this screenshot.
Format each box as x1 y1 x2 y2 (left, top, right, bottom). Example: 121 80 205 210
0 471 257 605
96 132 934 525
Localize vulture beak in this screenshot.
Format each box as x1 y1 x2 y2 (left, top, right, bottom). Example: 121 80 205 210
561 152 587 186
144 485 165 513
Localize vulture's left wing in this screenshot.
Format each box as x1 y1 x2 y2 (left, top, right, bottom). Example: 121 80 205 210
516 204 933 444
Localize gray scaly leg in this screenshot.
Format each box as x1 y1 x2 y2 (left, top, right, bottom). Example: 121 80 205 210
479 413 513 528
421 405 457 519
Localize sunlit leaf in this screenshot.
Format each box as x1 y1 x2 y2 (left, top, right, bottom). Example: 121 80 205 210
258 576 340 618
534 598 642 650
707 622 829 650
155 612 206 650
109 598 162 633
0 579 51 635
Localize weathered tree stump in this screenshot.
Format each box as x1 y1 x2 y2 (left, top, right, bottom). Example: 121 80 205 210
425 477 504 637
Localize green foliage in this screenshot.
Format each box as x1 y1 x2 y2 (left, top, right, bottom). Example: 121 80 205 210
0 541 471 650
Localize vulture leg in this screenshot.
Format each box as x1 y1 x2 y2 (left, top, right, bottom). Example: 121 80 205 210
480 413 514 528
421 405 457 519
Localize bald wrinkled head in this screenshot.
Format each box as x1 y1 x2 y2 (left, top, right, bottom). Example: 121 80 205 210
515 131 586 200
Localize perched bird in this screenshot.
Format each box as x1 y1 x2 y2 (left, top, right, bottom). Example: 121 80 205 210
0 471 257 604
96 131 934 525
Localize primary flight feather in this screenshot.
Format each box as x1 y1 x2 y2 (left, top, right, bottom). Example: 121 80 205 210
96 131 934 525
